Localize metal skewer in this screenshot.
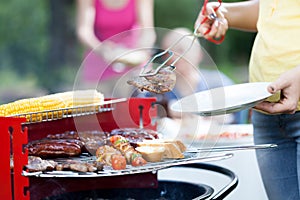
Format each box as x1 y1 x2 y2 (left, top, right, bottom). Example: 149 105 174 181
186 143 278 153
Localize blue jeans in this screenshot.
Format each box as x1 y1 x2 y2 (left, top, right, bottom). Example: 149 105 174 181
252 110 300 200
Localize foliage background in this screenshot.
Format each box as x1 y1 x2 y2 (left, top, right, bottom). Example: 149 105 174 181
0 0 256 103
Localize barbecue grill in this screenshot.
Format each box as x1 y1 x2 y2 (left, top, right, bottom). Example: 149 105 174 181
1 97 238 200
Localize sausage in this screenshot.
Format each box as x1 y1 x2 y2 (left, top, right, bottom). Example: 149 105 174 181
26 139 82 158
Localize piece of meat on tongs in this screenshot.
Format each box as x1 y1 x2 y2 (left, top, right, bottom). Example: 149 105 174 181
128 66 176 94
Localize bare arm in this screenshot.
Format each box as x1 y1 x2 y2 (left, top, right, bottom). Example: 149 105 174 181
136 0 154 28
224 0 259 31
195 0 259 40
76 0 102 51
135 0 156 47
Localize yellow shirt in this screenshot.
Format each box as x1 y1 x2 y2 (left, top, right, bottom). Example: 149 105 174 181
249 0 300 109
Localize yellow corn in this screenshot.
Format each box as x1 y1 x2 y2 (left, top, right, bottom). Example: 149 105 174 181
0 90 104 121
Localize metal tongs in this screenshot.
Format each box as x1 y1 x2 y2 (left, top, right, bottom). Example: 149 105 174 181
139 0 224 79
139 29 199 78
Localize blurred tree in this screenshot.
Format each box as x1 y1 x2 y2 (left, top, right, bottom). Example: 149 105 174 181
0 0 79 94
0 0 48 78
46 0 79 92
0 0 50 102
154 0 201 29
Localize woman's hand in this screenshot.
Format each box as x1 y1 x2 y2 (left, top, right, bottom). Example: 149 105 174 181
255 66 300 114
194 2 228 41
116 50 149 67
98 42 149 67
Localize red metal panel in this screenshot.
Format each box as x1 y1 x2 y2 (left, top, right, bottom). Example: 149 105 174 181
12 117 30 200
99 97 157 131
0 117 13 200
29 173 158 200
0 117 29 200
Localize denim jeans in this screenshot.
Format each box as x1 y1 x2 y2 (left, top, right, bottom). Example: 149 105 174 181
252 110 300 200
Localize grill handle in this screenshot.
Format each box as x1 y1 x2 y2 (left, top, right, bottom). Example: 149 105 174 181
175 163 238 200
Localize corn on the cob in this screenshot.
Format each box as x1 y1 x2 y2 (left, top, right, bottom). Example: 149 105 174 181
0 90 104 120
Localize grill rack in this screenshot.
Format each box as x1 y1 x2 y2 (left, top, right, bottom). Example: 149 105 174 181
22 152 233 178
8 98 127 124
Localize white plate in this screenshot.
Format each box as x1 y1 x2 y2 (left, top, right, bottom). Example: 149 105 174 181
170 82 272 116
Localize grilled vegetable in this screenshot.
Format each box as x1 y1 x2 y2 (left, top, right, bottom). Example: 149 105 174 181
131 155 147 166
111 154 127 170
0 90 104 121
96 145 122 165
95 145 127 170
110 135 147 166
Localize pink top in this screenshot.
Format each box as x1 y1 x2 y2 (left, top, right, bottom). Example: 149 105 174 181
82 0 139 82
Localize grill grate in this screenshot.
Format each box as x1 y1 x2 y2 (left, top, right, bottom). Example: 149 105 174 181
22 153 233 178
8 98 127 124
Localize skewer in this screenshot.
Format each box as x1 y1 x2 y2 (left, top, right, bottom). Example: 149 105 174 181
186 143 277 153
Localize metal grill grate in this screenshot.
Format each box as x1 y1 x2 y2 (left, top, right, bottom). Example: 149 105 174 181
22 153 233 178
8 98 127 124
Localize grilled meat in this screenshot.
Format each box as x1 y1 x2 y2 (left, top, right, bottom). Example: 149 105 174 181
55 160 103 172
127 67 176 94
26 139 83 158
25 156 57 172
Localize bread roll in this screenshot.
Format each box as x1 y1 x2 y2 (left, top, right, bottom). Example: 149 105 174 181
137 139 186 159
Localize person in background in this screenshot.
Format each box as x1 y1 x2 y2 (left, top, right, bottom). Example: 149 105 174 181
137 27 238 139
76 0 156 97
195 1 300 199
